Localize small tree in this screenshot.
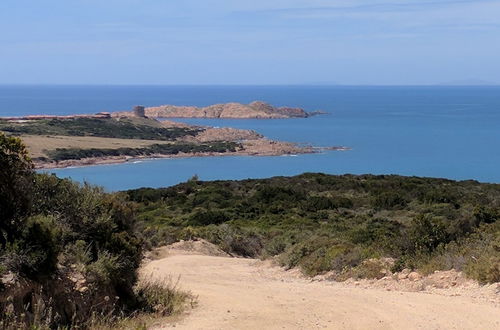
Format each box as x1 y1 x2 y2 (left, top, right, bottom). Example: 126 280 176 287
408 214 450 255
0 133 34 246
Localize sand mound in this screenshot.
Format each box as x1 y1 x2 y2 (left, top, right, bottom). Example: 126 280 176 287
146 240 230 261
167 239 230 257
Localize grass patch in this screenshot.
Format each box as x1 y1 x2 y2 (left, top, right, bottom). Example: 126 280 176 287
135 276 195 317
87 277 196 330
0 117 201 141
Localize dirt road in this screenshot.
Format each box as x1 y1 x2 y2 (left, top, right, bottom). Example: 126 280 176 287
141 247 500 330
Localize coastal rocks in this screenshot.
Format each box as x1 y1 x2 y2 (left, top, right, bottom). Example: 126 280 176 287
408 271 422 282
188 127 263 143
397 268 411 280
160 119 193 128
355 268 498 298
143 101 314 119
241 139 311 156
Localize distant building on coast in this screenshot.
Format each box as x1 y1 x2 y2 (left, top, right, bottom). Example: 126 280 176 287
133 105 146 118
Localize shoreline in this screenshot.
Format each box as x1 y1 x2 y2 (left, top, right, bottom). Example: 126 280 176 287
35 148 312 170
1 104 344 171
35 145 350 170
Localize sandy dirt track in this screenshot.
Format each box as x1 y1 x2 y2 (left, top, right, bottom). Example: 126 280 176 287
141 250 500 330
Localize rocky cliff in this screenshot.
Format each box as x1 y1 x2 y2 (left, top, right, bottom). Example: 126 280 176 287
144 101 312 119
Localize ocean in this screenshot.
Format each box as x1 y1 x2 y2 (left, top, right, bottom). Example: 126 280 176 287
1 85 499 191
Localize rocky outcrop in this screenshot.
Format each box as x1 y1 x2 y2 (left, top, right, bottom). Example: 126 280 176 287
144 101 313 119
185 127 263 143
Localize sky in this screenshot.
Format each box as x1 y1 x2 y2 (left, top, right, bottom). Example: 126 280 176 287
0 0 499 85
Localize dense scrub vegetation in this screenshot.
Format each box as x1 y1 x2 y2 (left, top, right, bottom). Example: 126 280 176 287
2 131 499 327
0 117 201 141
42 141 241 162
128 173 500 283
0 133 189 329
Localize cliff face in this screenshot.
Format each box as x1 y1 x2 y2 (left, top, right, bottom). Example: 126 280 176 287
144 101 310 119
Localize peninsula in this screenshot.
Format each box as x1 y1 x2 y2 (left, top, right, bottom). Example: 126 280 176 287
0 103 340 169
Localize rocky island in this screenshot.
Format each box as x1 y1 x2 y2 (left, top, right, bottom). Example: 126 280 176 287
113 101 325 119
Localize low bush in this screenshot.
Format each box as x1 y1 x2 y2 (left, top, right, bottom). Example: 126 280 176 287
0 117 201 141
418 222 500 283
372 191 408 210
188 210 231 226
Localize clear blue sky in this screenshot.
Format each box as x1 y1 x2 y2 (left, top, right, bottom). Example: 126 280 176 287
1 0 499 85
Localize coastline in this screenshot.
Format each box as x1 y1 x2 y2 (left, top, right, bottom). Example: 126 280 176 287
35 144 312 170
1 102 340 171
35 143 350 170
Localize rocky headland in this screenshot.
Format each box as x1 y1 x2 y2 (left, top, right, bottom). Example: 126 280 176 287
35 124 315 169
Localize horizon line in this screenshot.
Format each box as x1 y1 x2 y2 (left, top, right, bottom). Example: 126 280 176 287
0 83 499 87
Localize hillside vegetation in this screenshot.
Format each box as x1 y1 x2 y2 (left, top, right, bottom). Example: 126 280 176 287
2 132 498 327
128 174 500 283
0 117 200 141
0 133 190 329
0 118 243 164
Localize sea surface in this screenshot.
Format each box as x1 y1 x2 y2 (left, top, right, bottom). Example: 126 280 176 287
1 85 499 191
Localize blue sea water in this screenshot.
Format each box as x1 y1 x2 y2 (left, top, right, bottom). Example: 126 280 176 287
0 85 499 191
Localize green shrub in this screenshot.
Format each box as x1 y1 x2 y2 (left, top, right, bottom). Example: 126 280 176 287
254 186 306 204
419 188 459 206
465 254 500 284
406 214 450 255
86 251 123 285
188 210 230 226
19 215 61 278
263 235 288 256
301 196 353 212
278 236 364 276
372 192 408 210
474 206 499 225
196 224 263 257
0 133 33 246
61 240 92 268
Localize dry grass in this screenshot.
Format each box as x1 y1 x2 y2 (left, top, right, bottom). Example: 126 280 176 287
20 135 172 158
89 276 196 330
